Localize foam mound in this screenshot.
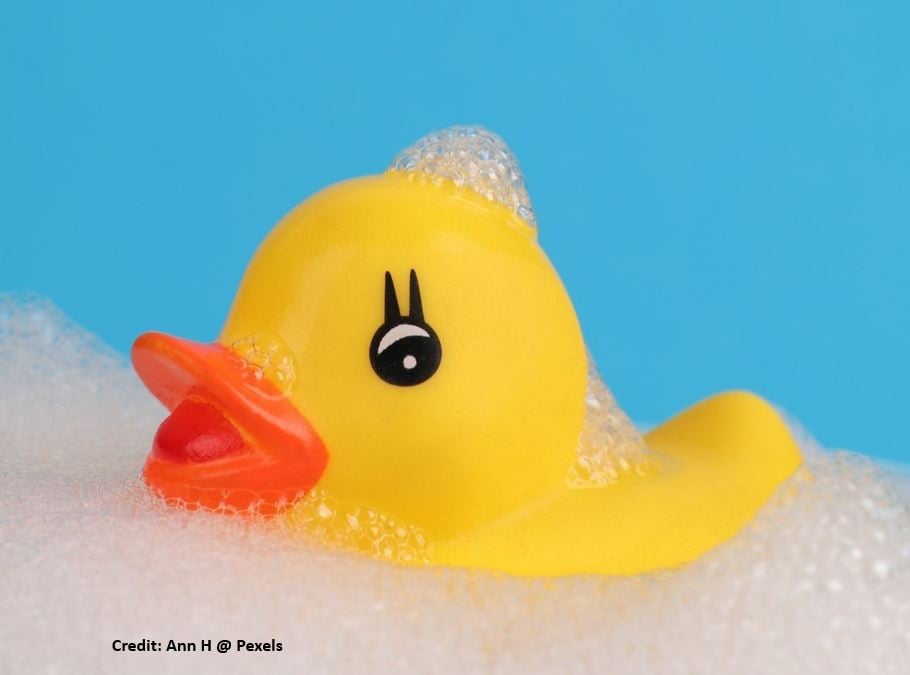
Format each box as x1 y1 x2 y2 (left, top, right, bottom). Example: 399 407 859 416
389 126 537 227
1 295 909 674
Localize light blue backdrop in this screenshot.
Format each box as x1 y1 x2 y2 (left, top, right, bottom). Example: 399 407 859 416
2 1 907 461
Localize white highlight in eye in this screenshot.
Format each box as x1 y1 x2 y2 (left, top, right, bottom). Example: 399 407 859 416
377 324 429 354
402 355 417 370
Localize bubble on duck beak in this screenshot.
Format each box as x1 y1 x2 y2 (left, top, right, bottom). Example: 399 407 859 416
389 125 537 229
229 332 296 393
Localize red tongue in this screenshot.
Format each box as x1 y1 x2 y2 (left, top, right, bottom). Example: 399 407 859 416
152 399 247 463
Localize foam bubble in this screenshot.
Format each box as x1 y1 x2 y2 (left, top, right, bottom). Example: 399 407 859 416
566 357 656 488
389 126 537 227
2 295 909 674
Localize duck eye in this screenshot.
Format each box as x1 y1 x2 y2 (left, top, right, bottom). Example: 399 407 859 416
369 270 442 387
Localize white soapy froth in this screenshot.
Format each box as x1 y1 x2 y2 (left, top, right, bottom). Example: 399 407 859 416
389 126 537 227
1 295 909 674
567 356 656 487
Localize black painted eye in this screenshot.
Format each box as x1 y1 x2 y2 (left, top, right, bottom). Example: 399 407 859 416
369 270 442 386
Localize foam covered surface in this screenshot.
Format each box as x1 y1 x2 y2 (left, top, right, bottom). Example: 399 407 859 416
2 295 909 674
389 126 537 227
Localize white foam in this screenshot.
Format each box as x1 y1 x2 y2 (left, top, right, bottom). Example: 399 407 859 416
2 295 909 674
389 126 537 227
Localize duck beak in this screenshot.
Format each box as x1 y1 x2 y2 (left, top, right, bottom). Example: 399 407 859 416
131 332 328 515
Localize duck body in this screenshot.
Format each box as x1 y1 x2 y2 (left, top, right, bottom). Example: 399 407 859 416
132 127 802 576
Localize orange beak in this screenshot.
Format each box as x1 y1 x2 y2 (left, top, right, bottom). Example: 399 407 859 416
131 332 328 515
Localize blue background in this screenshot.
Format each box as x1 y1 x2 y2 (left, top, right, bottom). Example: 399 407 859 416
1 1 907 461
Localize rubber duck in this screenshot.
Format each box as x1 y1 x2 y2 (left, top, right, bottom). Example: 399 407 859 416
132 126 802 576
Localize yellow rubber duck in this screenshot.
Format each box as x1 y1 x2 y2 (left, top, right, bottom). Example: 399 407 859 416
132 126 802 576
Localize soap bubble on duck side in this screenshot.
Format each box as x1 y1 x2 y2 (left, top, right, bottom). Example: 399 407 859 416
566 357 660 488
2 293 910 674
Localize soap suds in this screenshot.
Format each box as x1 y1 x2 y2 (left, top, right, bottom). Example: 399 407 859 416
2 295 909 674
288 487 431 565
229 333 296 393
566 357 657 488
389 126 537 227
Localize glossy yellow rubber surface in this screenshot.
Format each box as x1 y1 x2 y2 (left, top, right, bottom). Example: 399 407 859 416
431 390 803 576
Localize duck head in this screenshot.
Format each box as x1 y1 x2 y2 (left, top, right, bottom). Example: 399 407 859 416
133 127 588 532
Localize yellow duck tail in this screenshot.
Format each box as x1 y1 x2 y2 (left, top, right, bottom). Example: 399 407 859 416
432 391 802 576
